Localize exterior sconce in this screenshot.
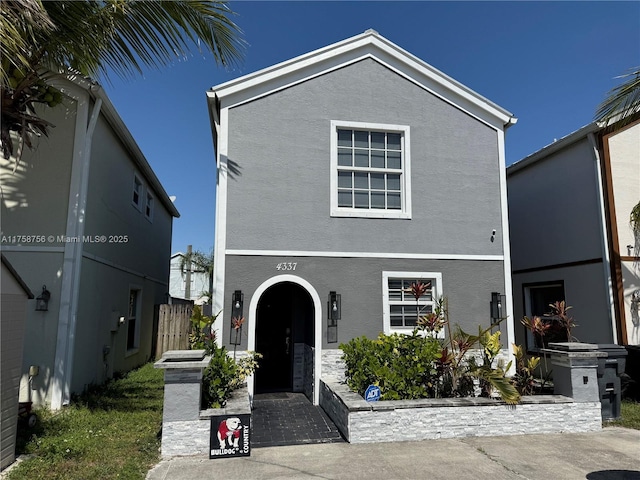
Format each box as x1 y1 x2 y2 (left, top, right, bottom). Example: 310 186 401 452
35 285 51 311
230 290 244 345
327 291 341 344
490 291 505 324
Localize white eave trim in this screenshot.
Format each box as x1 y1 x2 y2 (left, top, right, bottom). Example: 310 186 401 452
208 30 515 130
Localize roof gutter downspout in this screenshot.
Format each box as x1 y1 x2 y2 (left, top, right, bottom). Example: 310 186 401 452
51 92 102 409
588 132 619 343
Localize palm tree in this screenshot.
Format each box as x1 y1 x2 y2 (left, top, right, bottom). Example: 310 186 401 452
1 0 244 160
594 67 640 130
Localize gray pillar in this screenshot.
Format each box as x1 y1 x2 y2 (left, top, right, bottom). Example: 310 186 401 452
154 350 210 422
543 342 605 402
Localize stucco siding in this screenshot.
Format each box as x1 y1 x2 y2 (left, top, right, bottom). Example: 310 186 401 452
0 101 76 245
2 251 65 405
223 255 506 350
508 137 604 271
225 58 503 256
512 262 613 347
607 122 640 253
72 257 165 393
84 113 172 284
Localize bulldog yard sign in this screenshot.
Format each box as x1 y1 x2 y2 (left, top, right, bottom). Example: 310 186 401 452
210 414 251 458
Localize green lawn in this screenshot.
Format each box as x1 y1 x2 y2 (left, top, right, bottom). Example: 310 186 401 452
7 363 163 480
608 399 640 430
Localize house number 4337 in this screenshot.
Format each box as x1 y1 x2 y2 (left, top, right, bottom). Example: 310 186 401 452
276 262 297 271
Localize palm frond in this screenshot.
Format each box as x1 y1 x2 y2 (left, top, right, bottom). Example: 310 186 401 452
594 67 640 130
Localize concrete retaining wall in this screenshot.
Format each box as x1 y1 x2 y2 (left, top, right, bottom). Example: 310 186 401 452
319 379 602 444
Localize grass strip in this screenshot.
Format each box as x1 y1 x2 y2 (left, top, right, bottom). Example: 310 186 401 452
8 363 163 480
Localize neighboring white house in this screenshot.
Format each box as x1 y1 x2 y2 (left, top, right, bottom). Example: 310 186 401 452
0 73 179 409
508 119 640 349
168 251 212 304
207 30 517 404
1 255 33 471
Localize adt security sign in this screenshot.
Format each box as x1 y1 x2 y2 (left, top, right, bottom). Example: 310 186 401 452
365 385 381 402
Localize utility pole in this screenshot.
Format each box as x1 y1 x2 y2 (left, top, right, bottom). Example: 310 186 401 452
184 244 192 300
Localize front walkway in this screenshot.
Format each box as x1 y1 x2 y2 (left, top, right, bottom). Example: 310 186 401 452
251 392 344 447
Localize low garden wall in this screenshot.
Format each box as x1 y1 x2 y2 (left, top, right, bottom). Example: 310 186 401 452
155 350 251 458
319 378 602 443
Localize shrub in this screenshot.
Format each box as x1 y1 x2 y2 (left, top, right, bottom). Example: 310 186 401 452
341 332 440 400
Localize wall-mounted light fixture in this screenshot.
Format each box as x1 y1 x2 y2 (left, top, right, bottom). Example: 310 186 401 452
490 291 505 324
230 290 244 345
327 291 341 343
35 285 51 311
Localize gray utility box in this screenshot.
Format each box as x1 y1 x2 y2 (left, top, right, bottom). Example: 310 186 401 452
596 344 628 421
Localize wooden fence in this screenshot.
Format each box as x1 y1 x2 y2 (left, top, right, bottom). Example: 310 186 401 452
155 303 192 358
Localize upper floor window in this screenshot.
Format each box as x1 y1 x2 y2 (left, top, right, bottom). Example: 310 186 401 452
132 174 143 211
330 121 411 219
145 191 154 221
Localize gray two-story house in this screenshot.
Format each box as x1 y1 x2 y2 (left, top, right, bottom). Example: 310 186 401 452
207 30 517 404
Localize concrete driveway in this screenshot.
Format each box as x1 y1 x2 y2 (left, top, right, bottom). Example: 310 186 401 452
147 427 640 480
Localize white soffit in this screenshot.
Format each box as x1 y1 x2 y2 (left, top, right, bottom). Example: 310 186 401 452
207 30 516 130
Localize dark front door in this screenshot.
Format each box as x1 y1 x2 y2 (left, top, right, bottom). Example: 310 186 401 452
255 283 294 392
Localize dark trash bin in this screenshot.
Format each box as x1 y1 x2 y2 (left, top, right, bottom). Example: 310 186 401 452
624 345 640 400
596 344 628 421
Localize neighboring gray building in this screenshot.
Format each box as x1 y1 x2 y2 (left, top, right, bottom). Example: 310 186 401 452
1 74 179 409
207 30 517 404
508 119 640 350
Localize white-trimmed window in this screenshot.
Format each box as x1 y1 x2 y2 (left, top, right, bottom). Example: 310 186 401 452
145 190 154 221
132 174 143 211
126 287 142 353
331 121 411 219
382 271 443 335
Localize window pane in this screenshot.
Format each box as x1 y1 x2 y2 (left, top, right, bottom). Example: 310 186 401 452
338 190 352 207
354 191 369 208
338 148 352 166
387 151 401 169
354 149 369 167
371 131 385 149
390 315 403 327
354 172 368 189
371 192 385 208
387 192 401 209
371 150 385 168
390 305 403 315
338 129 352 146
371 173 385 190
338 172 352 188
387 174 401 191
389 279 402 290
387 133 401 150
354 130 368 148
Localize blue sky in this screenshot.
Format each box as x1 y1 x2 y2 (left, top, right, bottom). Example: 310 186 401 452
102 1 640 254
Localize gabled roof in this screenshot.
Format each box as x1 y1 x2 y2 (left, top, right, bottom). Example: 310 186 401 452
207 30 516 131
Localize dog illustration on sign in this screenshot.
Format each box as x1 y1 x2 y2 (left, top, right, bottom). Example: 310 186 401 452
217 417 243 449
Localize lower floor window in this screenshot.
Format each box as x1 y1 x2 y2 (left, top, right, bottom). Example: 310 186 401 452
127 288 141 351
382 271 443 334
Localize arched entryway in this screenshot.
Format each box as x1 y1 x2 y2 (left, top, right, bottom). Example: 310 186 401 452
248 275 322 405
255 282 313 393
